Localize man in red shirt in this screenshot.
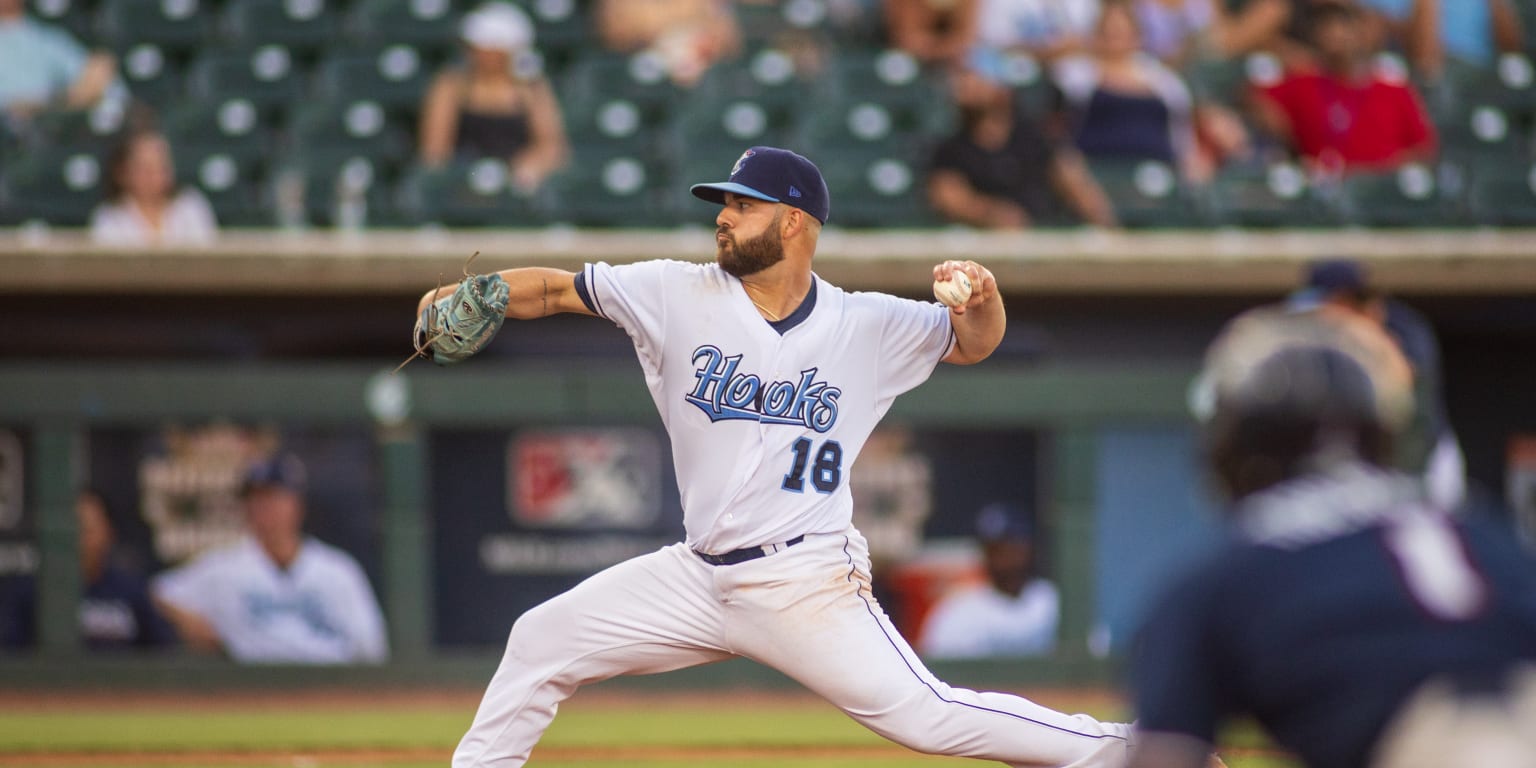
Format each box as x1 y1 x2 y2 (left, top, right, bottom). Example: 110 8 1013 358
1252 1 1437 174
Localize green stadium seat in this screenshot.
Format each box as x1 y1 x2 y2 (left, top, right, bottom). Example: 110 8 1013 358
24 105 127 153
286 100 413 167
1201 162 1331 227
545 149 677 227
1334 164 1463 227
161 97 272 167
343 0 458 52
220 0 340 52
828 49 954 137
564 97 664 157
1437 104 1527 170
95 0 210 52
560 52 685 126
29 0 95 45
1446 54 1536 114
668 95 797 159
733 0 792 46
313 46 433 112
695 49 835 113
515 0 588 73
1464 162 1536 226
185 46 305 112
394 159 547 227
819 151 937 229
794 100 930 159
172 143 268 225
1086 159 1205 228
0 146 108 226
271 151 400 227
119 43 186 110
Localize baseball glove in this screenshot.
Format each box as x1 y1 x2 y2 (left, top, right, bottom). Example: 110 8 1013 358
412 270 511 366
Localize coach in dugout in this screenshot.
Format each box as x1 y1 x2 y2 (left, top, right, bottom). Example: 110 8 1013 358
1129 308 1536 768
151 456 388 665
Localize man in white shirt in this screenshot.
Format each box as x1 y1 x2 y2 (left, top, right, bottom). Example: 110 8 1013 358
922 502 1059 659
152 456 388 664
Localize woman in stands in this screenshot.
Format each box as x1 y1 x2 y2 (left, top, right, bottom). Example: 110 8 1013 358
89 129 218 246
417 2 568 194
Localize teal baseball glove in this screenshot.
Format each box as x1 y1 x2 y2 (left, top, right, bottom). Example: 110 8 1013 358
414 272 511 365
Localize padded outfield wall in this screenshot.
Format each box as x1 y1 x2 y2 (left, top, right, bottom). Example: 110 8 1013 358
0 228 1532 688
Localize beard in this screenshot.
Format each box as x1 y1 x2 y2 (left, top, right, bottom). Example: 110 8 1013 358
716 211 785 278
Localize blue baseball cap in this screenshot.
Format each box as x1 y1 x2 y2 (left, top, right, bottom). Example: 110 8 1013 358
974 502 1034 543
690 146 830 224
240 454 306 497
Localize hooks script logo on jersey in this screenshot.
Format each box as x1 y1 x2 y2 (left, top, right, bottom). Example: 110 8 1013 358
686 345 841 433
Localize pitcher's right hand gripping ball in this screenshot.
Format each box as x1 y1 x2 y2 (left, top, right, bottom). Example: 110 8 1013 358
414 273 511 365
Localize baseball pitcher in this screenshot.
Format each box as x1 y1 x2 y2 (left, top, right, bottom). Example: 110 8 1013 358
416 146 1135 767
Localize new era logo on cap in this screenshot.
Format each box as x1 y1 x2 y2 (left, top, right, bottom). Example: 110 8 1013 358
690 146 830 223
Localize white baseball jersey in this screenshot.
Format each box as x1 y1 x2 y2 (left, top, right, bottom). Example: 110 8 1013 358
578 259 954 555
921 579 1060 659
152 535 388 664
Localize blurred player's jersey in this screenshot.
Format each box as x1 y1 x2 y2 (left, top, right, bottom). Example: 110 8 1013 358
575 260 953 555
1132 462 1536 768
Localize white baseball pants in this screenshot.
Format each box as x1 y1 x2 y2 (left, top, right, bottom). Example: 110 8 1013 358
453 528 1133 767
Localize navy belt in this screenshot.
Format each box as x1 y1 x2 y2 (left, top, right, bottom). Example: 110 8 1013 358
693 535 805 566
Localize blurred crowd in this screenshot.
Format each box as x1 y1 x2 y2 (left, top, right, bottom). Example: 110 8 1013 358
0 0 1530 235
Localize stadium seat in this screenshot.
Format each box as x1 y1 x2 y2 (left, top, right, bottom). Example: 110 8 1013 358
827 49 953 138
794 100 931 159
667 95 798 160
172 143 268 225
1201 162 1330 228
1446 54 1536 114
0 146 109 226
286 99 413 170
1086 159 1205 228
185 46 305 113
1437 104 1527 169
161 97 273 169
514 0 588 73
313 46 433 112
818 151 937 229
95 0 210 52
695 48 835 113
343 0 459 53
219 0 340 53
23 105 128 153
560 52 685 127
1464 161 1536 226
271 150 400 227
119 43 186 110
29 0 95 45
394 159 547 227
1334 164 1463 227
563 97 664 157
544 149 677 227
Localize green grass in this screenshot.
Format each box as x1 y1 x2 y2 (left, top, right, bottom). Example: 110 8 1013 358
0 692 1301 767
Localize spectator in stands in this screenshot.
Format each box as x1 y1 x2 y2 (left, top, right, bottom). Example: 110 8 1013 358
1250 1 1436 176
929 61 1117 227
1359 0 1524 79
0 489 175 651
594 0 741 87
151 456 388 665
920 502 1058 659
0 0 120 131
1289 258 1465 510
90 129 219 247
1133 0 1290 65
419 2 569 193
885 0 981 66
973 0 1102 62
1054 1 1215 180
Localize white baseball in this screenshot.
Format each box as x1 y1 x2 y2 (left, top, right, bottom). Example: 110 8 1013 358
932 270 973 308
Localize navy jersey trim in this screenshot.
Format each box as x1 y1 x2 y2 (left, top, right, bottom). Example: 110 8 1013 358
838 536 1129 743
768 279 818 335
575 264 604 318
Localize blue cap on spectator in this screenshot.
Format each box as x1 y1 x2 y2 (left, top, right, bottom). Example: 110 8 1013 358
974 502 1034 542
241 454 306 497
690 146 831 224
